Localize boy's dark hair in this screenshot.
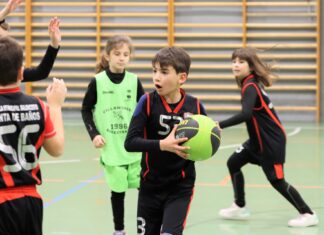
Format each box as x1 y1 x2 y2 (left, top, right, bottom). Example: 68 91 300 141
152 47 191 75
0 36 23 86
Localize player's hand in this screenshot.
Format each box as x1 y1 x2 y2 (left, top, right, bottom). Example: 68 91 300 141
160 125 190 159
46 78 67 108
0 0 21 20
93 135 106 148
48 17 61 49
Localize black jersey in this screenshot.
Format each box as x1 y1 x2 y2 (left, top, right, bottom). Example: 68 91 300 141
125 89 207 188
0 88 55 189
220 74 286 164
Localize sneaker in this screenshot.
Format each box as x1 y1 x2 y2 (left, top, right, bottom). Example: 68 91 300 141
219 203 250 220
113 231 126 235
288 212 319 227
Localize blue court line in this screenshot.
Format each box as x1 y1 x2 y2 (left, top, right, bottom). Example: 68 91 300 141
44 172 104 208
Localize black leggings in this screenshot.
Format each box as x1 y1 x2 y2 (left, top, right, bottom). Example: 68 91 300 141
111 191 126 231
227 146 312 214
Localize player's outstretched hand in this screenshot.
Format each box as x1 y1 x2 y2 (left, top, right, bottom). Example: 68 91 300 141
160 125 190 159
0 0 22 20
48 17 61 49
92 135 106 148
46 78 67 108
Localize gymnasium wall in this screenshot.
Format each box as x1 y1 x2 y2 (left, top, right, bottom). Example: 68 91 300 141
2 0 321 122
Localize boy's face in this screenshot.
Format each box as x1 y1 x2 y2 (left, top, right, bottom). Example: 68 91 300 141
152 63 186 98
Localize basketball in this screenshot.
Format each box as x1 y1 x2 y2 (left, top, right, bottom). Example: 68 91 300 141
175 115 221 161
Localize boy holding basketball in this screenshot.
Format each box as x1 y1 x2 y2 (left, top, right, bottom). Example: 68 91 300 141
125 46 207 235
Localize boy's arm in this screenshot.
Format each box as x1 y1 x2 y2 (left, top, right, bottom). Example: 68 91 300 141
124 95 160 152
23 17 60 82
43 78 66 157
81 78 100 140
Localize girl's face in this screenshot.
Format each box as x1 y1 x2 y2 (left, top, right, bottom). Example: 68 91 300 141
106 43 131 73
152 63 186 103
232 57 251 81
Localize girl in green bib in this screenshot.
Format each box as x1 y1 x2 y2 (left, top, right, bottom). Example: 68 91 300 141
81 35 144 235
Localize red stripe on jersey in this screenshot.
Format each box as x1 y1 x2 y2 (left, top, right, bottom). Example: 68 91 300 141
242 83 263 110
160 95 172 113
182 188 195 230
37 99 56 139
253 85 286 136
33 98 48 184
159 89 186 114
143 152 150 179
173 89 186 114
242 83 286 138
0 155 15 187
181 170 185 178
252 117 263 152
263 104 286 137
31 165 41 185
33 117 44 184
196 99 201 114
241 74 254 85
146 93 150 116
0 185 41 204
0 87 20 94
143 127 150 179
274 164 284 179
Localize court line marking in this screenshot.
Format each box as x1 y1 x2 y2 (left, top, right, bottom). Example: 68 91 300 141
44 172 104 208
196 182 324 189
218 127 301 151
40 159 81 164
219 144 240 150
41 127 304 204
39 128 301 165
287 127 301 137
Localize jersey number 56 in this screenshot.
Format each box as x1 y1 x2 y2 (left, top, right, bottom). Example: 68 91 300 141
0 124 40 173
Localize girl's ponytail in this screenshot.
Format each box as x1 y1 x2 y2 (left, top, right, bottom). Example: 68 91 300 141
96 53 109 73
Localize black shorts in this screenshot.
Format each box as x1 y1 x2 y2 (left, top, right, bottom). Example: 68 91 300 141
137 181 194 235
0 187 43 235
232 144 284 182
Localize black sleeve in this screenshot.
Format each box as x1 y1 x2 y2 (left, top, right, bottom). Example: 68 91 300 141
81 78 100 140
199 102 207 116
124 94 160 152
137 78 145 102
23 45 59 82
219 85 257 129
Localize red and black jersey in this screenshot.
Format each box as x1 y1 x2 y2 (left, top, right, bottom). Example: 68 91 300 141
125 89 207 188
0 87 55 189
220 74 286 164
